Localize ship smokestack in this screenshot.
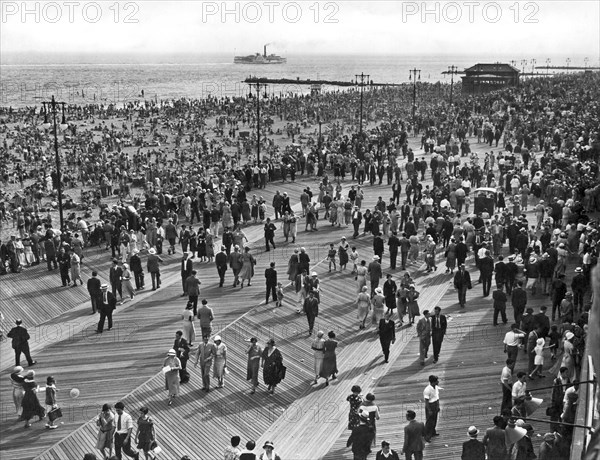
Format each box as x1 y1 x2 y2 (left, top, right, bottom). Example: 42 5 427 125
264 45 267 57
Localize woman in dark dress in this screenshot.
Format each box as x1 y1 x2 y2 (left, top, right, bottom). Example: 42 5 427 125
287 249 300 286
188 227 198 259
135 407 156 460
338 238 349 270
363 209 373 235
261 339 283 395
197 228 207 262
346 385 363 430
320 331 339 386
496 188 506 211
20 370 45 428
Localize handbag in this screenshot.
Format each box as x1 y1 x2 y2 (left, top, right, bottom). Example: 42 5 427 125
48 406 63 422
278 365 287 380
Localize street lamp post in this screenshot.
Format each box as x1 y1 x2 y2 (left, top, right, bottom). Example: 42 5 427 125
584 57 589 69
520 59 528 76
409 68 421 125
566 58 571 73
546 58 551 75
41 95 68 231
355 73 370 135
447 65 460 104
247 81 268 164
530 59 537 76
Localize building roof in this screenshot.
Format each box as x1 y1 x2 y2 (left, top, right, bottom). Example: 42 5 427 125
464 63 520 74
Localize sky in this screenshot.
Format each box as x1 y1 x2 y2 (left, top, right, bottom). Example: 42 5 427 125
1 1 599 63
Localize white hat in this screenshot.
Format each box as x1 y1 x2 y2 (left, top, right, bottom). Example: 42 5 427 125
373 255 380 260
214 335 222 341
312 272 318 276
167 349 176 356
148 248 156 255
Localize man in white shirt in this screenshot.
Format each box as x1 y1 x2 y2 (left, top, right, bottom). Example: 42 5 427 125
511 372 527 406
423 375 440 442
113 401 139 460
503 324 525 371
500 358 514 413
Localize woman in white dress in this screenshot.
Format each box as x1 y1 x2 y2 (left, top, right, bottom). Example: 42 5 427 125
181 302 196 345
163 349 181 406
310 331 325 384
213 336 228 388
355 260 368 293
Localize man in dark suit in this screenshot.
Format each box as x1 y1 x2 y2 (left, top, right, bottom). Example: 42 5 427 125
399 201 411 231
453 264 472 308
303 291 319 336
347 410 374 460
461 426 485 460
388 232 400 269
533 305 550 338
511 281 528 324
492 284 508 325
96 284 117 333
383 274 397 313
494 255 507 292
378 311 396 363
456 237 469 266
174 330 191 383
7 319 36 366
180 252 193 296
351 207 363 239
215 245 228 288
479 250 494 297
401 410 425 460
109 258 123 302
264 262 278 303
373 233 385 260
263 218 276 251
87 270 102 314
431 307 447 363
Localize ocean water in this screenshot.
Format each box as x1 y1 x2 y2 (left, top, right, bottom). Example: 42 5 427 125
0 52 586 108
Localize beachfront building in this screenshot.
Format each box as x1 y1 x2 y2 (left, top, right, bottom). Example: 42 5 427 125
461 63 520 94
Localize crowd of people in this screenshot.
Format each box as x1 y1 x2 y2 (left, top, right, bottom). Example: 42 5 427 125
2 70 599 459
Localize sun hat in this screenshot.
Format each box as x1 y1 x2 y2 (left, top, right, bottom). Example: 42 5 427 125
167 349 176 356
214 335 222 341
148 248 156 254
263 441 274 449
468 426 479 437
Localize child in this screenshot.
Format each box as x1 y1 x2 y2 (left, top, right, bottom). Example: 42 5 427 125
275 282 284 307
45 376 59 429
327 243 337 272
529 337 549 379
548 324 561 360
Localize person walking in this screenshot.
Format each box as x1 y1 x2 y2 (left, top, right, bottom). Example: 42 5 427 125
310 331 326 385
194 335 216 392
346 385 363 430
482 416 507 460
129 249 144 291
134 407 156 460
173 330 191 383
246 337 262 394
265 262 278 304
163 349 181 406
406 284 420 325
180 252 193 296
320 331 338 386
121 263 135 301
416 311 431 366
359 393 381 447
492 285 508 326
479 250 494 297
239 246 256 288
7 320 36 367
378 311 396 363
44 375 59 429
368 255 383 297
113 401 140 460
356 286 371 330
500 359 514 414
96 403 115 459
20 370 45 428
10 366 26 416
264 218 276 251
96 284 116 334
213 335 228 388
229 245 243 287
87 271 102 314
401 410 425 460
303 290 320 336
346 410 375 460
197 299 214 339
431 307 447 363
453 264 472 308
261 339 284 394
423 375 441 442
215 245 228 287
147 248 163 291
109 259 123 302
376 441 400 460
185 271 201 316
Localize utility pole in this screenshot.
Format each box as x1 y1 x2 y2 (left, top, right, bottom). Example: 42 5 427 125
447 65 460 104
530 58 537 76
409 68 421 125
355 73 369 135
247 81 267 163
41 96 68 231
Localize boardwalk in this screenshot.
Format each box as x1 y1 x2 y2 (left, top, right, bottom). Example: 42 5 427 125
1 145 580 460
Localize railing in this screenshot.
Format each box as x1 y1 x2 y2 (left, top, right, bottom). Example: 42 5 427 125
571 354 598 458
